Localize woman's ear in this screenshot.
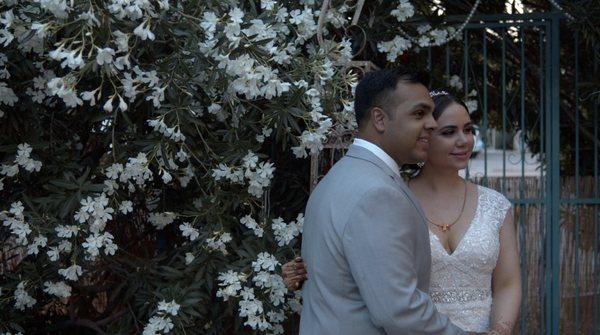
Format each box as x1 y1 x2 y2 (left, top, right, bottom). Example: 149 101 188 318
370 107 387 133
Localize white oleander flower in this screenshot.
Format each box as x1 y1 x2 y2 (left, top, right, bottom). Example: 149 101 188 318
58 263 83 281
134 20 155 41
43 281 72 298
216 270 246 301
157 299 180 316
143 315 174 335
96 47 115 65
27 234 47 255
179 222 199 241
55 225 79 238
119 200 133 214
148 212 176 230
252 252 279 272
14 281 36 310
185 252 195 264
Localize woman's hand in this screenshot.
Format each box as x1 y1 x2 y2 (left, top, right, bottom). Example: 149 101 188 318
282 257 308 291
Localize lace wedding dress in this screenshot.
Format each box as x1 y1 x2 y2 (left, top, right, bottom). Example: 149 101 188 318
429 185 512 332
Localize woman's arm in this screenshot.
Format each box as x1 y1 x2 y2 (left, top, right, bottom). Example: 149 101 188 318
489 210 521 335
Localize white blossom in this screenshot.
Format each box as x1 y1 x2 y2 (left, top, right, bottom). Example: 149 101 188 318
184 252 195 264
143 315 174 335
55 224 79 238
0 82 18 106
179 222 199 241
119 200 133 214
58 263 83 281
27 234 47 255
14 281 36 310
206 231 232 254
252 252 279 272
271 215 302 247
240 215 264 237
449 75 463 90
96 47 116 65
158 299 180 316
134 20 155 41
43 281 71 298
391 0 415 22
216 270 246 301
148 212 176 230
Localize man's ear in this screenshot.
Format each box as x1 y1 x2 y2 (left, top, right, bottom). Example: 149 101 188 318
370 107 387 133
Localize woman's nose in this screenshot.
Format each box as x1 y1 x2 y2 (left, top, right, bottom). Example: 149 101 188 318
456 132 468 146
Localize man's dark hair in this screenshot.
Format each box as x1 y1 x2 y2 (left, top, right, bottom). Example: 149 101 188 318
354 67 429 127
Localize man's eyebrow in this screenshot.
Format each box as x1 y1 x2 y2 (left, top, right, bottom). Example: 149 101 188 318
409 102 433 111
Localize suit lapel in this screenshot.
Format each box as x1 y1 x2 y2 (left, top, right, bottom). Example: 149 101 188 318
345 145 427 221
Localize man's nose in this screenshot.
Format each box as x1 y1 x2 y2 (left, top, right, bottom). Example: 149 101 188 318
425 113 437 132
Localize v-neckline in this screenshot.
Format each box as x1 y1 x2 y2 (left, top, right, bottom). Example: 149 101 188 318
430 185 481 257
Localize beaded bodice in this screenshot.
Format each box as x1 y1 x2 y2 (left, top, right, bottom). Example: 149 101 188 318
429 185 512 332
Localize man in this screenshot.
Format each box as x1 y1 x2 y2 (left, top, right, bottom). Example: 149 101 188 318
299 67 466 334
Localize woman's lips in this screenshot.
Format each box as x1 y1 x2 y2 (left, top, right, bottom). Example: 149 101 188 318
451 151 471 160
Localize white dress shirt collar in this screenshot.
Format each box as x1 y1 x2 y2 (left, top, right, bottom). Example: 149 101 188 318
352 138 401 177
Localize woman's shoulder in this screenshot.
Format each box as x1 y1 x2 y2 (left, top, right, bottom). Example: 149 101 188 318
470 183 512 208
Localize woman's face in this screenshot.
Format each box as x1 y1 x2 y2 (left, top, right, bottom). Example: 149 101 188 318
425 102 474 170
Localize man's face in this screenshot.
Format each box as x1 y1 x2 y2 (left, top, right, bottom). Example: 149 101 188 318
379 82 437 165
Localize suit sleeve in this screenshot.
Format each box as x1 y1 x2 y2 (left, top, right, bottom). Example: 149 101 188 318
342 187 466 335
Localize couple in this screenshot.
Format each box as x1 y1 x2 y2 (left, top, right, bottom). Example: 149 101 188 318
284 67 521 334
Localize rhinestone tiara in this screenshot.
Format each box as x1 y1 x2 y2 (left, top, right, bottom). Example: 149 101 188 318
429 90 449 97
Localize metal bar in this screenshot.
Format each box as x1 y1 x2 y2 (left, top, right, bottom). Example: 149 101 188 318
594 54 599 335
445 43 450 86
560 199 600 205
539 29 546 201
518 27 528 334
520 28 526 201
442 11 566 23
574 31 581 335
464 21 550 29
502 29 507 194
548 16 562 335
427 46 432 88
482 30 489 186
538 28 547 335
463 30 470 180
509 198 547 205
543 20 553 335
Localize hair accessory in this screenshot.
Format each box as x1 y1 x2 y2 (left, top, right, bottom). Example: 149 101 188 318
429 90 449 97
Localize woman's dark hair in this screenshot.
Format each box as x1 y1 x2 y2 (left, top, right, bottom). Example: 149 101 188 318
401 89 472 178
429 90 469 119
354 67 429 127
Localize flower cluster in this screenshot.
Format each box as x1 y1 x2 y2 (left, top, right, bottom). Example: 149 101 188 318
0 144 42 184
217 253 289 334
0 0 456 333
271 214 304 247
212 151 276 198
2 202 31 245
143 299 181 335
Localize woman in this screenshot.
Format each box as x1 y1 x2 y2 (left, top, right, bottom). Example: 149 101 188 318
282 90 521 334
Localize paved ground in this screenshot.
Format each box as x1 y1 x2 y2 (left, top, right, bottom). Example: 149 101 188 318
459 149 543 178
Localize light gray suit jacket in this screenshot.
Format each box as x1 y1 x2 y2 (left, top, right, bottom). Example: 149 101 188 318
299 145 465 335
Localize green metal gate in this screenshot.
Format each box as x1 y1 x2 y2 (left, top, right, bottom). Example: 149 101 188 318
433 11 600 335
